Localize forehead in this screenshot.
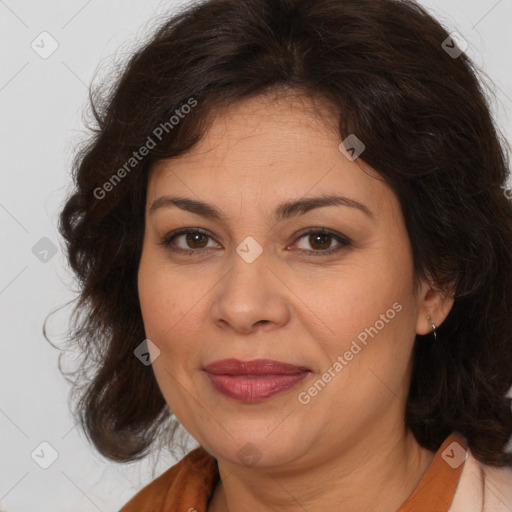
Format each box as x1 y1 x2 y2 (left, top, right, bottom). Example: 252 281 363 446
146 93 396 224
152 93 340 175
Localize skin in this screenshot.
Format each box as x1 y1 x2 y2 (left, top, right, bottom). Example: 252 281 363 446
137 91 454 512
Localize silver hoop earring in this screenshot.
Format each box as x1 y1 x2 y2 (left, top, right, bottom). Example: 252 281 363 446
427 315 437 340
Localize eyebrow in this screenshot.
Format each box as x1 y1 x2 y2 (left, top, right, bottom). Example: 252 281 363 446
148 194 374 222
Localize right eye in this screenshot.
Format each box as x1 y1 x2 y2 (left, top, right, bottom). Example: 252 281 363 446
158 228 221 255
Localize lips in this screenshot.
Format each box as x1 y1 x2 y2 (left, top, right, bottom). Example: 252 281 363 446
203 358 311 402
203 358 310 375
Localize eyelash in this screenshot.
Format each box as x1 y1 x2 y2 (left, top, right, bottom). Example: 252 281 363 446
158 227 351 257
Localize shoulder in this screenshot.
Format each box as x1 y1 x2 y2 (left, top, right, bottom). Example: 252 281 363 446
449 448 512 512
119 446 218 512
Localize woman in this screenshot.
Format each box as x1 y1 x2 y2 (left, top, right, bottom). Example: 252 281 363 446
57 0 512 510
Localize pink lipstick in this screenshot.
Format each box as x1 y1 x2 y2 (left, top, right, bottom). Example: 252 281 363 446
203 358 310 402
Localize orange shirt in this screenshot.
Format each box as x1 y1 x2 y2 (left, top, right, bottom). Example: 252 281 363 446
120 433 467 512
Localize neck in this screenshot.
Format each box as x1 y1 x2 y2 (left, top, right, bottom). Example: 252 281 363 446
207 426 435 512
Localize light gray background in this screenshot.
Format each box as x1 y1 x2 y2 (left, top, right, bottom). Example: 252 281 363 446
1 1 511 510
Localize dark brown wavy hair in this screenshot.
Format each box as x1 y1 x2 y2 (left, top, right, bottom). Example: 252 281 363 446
52 0 512 466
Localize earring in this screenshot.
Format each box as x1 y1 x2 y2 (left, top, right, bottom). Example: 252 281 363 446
427 315 437 340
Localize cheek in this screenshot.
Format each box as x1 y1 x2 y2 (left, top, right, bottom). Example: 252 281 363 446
308 260 410 332
309 243 417 371
137 251 216 372
137 253 190 347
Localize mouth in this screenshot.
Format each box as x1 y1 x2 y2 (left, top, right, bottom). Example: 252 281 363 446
202 358 311 402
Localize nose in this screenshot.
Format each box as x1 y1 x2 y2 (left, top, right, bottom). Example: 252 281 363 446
210 255 291 334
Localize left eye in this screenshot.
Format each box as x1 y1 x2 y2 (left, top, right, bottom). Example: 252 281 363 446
292 229 351 255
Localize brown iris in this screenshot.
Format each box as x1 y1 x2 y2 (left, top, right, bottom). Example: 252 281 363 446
308 233 332 251
185 232 209 249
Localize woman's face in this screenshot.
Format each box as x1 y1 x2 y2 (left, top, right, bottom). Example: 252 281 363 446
138 93 450 469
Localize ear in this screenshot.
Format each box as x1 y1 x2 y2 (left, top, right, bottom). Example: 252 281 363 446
415 277 455 336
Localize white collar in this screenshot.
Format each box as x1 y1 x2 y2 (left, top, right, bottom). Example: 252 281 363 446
449 448 512 512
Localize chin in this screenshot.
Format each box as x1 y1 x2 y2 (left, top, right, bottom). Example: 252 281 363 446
201 430 310 469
